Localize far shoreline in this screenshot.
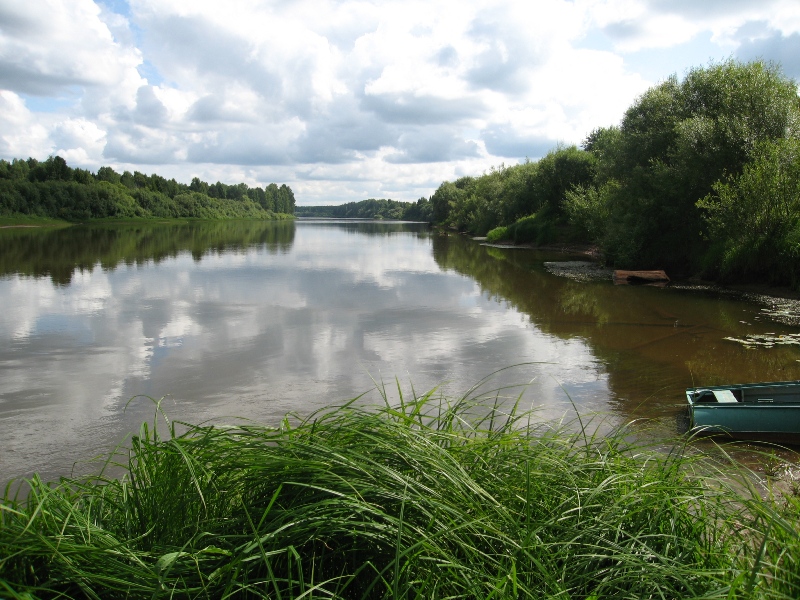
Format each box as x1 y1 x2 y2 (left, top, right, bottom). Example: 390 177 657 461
0 215 294 229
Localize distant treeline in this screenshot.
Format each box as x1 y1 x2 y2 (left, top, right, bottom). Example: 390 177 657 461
430 59 800 288
296 198 433 221
0 157 295 221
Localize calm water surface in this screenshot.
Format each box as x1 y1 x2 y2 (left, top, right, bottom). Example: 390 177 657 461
2 220 800 485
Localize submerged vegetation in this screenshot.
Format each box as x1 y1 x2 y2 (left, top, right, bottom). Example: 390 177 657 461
431 59 800 287
2 386 800 598
0 157 296 222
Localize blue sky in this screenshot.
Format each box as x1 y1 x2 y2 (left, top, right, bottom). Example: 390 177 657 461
1 0 799 204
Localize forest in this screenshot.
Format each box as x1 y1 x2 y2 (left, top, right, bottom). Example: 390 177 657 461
296 197 432 221
430 59 800 288
0 158 296 221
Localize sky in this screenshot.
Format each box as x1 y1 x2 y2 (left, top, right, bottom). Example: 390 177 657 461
1 0 799 205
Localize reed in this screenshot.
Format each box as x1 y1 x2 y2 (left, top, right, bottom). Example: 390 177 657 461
1 383 798 598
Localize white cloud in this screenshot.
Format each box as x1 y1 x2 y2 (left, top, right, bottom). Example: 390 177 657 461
0 91 52 157
52 118 107 163
585 0 800 53
0 0 143 96
0 0 798 204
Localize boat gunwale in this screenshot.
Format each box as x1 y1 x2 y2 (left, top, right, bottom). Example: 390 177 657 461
686 380 800 407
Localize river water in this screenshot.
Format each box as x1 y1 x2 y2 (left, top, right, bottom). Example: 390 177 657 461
2 219 800 486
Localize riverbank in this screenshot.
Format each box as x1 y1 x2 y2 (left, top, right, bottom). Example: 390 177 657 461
0 214 296 229
0 215 71 228
476 233 800 310
2 393 799 598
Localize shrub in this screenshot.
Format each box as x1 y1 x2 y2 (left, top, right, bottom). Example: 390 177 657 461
506 213 556 245
485 226 508 243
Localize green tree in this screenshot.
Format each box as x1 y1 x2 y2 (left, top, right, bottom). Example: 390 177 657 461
499 160 538 223
208 181 226 199
278 184 295 214
431 180 467 225
28 156 71 182
96 166 121 185
697 138 800 286
265 183 280 212
602 59 800 270
525 146 596 216
402 197 433 221
189 177 209 196
0 158 31 181
120 171 135 189
0 156 295 223
72 168 94 184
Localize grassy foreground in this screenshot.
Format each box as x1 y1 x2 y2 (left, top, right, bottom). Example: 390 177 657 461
1 387 800 599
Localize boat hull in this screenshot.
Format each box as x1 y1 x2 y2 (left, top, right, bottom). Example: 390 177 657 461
687 381 800 442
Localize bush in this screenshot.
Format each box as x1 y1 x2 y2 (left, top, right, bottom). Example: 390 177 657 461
506 212 558 245
485 226 508 243
563 182 613 243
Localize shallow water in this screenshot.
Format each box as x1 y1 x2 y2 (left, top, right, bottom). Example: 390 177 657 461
2 219 800 486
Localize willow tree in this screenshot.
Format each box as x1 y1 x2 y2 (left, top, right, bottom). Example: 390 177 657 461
598 59 800 271
698 138 800 286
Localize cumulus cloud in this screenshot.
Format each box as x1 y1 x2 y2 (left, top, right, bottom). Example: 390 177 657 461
52 118 106 164
294 97 394 163
464 5 551 94
384 128 481 164
0 0 797 203
481 124 557 159
0 91 52 157
733 22 800 79
361 92 486 125
182 122 298 166
646 0 780 19
0 0 142 95
133 85 168 127
590 0 800 53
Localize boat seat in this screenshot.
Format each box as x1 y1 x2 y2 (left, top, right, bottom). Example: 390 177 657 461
693 389 742 403
712 389 739 403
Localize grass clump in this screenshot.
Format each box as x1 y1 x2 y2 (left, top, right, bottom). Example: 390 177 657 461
485 226 508 244
1 384 799 598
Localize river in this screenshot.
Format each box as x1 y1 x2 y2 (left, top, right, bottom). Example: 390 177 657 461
2 219 800 487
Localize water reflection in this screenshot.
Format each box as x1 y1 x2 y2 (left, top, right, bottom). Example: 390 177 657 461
2 221 605 486
0 220 295 284
432 233 800 421
2 221 799 487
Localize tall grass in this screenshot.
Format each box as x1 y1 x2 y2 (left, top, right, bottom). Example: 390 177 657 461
1 383 799 598
485 226 508 244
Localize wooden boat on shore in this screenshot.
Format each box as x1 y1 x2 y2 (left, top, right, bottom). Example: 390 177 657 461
687 380 800 442
613 270 670 286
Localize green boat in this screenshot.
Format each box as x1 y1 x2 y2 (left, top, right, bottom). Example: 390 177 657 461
687 380 800 442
